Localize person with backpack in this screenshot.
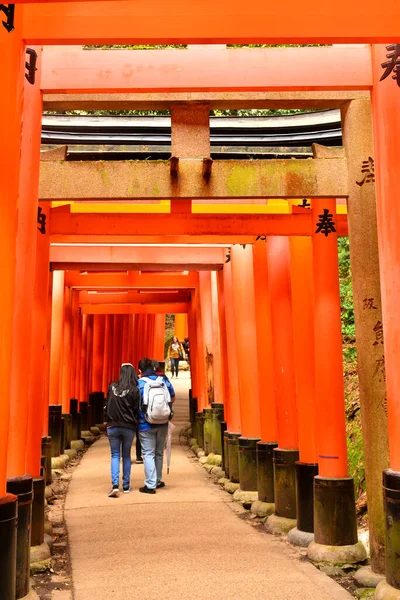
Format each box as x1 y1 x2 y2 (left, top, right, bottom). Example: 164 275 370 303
137 357 175 494
105 363 140 497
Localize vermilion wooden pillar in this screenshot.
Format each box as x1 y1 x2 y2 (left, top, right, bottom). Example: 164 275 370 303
174 313 188 341
187 305 198 397
267 237 299 519
154 314 165 361
289 235 318 539
86 315 94 395
252 241 278 505
199 272 215 404
222 261 241 433
73 310 83 399
80 314 88 402
231 245 261 491
210 271 224 404
49 271 65 406
372 45 400 596
69 291 80 400
308 199 360 561
216 271 230 414
92 315 105 392
193 290 207 410
121 314 129 362
61 285 72 413
102 315 111 394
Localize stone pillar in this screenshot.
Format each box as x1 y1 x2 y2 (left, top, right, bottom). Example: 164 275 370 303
307 199 365 565
339 97 389 575
371 45 400 599
266 237 299 525
231 245 261 492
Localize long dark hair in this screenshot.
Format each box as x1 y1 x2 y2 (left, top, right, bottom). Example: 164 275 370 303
114 364 138 395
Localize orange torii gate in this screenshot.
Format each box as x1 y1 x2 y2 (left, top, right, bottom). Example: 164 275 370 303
1 5 400 598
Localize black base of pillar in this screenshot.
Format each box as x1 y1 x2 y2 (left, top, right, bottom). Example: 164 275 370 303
62 413 72 450
189 396 198 432
195 412 204 449
89 392 105 427
239 437 260 491
257 441 278 503
383 469 400 588
6 475 33 600
296 462 318 533
60 417 65 455
220 421 227 472
80 401 89 431
41 436 52 486
227 432 241 483
273 448 299 519
203 408 213 455
48 405 62 457
211 403 224 455
223 430 230 477
0 493 17 600
31 477 45 547
314 475 357 546
70 399 82 441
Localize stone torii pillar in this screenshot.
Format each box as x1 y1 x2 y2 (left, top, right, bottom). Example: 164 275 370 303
231 245 261 493
307 199 365 564
371 44 400 600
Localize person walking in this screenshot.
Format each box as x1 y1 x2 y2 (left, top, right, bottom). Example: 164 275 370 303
167 335 185 378
105 363 140 497
183 337 190 365
137 357 175 494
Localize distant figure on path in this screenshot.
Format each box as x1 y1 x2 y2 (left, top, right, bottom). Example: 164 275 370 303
167 335 185 378
137 358 175 494
183 337 190 365
105 363 140 497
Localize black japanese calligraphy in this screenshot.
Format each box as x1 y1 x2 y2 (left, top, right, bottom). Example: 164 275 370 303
315 209 336 237
363 297 377 310
380 44 400 88
373 320 384 346
356 157 375 187
37 207 46 235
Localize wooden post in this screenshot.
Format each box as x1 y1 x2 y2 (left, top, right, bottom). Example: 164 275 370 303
340 97 389 574
49 271 65 406
371 45 400 595
92 315 105 392
61 285 72 413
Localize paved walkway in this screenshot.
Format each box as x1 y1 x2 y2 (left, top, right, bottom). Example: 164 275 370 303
65 373 352 600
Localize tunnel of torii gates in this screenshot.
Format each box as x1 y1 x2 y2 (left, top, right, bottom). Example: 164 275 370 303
1 4 400 598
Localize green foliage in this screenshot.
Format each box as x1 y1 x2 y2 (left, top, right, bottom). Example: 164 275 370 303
164 314 175 359
338 237 356 361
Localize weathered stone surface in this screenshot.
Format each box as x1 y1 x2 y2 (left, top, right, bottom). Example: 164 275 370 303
44 533 54 551
20 590 40 600
287 527 315 548
218 477 229 486
90 427 100 436
207 454 222 466
191 445 199 454
354 588 375 599
265 514 297 536
354 566 385 588
224 481 240 494
188 438 197 447
233 489 258 506
251 501 275 518
319 565 349 578
44 521 53 536
199 456 208 465
71 439 85 451
210 467 225 479
375 581 400 600
196 450 205 458
30 542 52 572
51 456 66 469
45 485 53 499
64 449 77 460
307 540 367 564
204 464 214 473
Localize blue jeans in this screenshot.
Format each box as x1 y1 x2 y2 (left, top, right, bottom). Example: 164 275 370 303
170 357 180 376
107 426 135 487
139 426 168 489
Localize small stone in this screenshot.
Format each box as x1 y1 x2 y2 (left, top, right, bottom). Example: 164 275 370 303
287 527 314 548
355 566 385 588
188 438 197 447
233 489 259 506
64 449 77 460
218 477 229 486
224 480 240 494
210 467 225 479
196 450 205 458
44 533 53 551
70 440 84 451
307 540 367 565
199 456 208 465
265 514 297 536
44 521 53 536
319 565 348 578
90 426 100 436
375 580 400 600
30 559 51 574
251 501 275 518
204 464 214 473
191 445 199 454
51 456 66 470
45 486 53 499
354 588 375 599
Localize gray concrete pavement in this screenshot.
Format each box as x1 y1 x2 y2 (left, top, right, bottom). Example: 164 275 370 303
65 373 352 600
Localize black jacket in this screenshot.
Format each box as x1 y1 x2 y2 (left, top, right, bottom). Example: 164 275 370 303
105 383 140 430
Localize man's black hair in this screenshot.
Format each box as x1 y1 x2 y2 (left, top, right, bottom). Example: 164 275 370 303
138 357 155 373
